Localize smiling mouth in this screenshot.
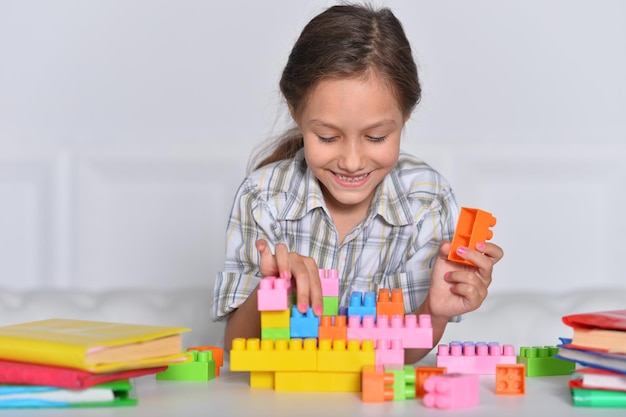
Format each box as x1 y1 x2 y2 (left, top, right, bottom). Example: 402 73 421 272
333 172 370 183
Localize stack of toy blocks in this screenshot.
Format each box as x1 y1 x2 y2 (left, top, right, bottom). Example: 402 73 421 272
230 269 434 393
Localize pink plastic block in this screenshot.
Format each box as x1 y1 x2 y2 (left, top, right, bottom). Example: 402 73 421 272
436 341 516 374
257 276 291 311
423 373 479 409
375 339 404 366
319 269 339 297
347 314 433 349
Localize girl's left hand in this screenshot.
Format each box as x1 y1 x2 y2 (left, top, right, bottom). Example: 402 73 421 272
426 241 504 321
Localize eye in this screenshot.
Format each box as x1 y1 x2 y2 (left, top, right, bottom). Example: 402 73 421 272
316 135 338 143
366 135 388 143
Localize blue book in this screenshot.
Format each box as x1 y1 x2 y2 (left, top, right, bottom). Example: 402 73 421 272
556 338 626 375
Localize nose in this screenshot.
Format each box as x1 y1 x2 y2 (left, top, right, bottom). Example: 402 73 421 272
337 138 365 173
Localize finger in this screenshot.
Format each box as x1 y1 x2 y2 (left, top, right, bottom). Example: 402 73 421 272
448 281 488 311
290 256 312 313
274 243 291 280
303 259 323 316
256 239 278 277
475 242 504 263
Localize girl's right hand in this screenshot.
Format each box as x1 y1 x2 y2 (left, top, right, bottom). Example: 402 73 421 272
255 239 324 315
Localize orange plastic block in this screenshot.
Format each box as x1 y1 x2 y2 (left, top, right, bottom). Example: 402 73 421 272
448 207 496 266
415 367 446 398
495 364 526 395
230 338 317 371
317 339 375 372
187 346 224 376
318 315 347 341
361 365 395 402
376 288 404 318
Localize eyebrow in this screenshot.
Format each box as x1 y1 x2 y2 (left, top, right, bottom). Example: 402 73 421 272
307 119 398 130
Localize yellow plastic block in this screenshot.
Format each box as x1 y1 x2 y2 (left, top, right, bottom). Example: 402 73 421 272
230 338 317 372
317 339 375 372
260 309 290 328
274 371 361 392
250 371 275 388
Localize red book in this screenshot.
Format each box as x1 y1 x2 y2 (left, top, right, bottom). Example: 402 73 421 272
0 359 166 389
562 310 626 353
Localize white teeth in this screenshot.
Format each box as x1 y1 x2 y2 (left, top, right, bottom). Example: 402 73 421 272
337 173 368 182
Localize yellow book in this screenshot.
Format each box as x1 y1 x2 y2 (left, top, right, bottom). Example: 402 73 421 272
0 318 191 373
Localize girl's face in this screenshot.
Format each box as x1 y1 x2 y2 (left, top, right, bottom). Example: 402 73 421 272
295 72 405 217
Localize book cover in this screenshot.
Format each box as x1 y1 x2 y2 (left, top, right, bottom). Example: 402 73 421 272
0 318 190 373
0 359 167 389
562 310 626 353
572 367 626 392
570 385 626 408
0 379 137 408
555 338 626 374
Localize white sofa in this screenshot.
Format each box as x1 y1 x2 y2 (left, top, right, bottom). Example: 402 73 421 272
1 285 624 356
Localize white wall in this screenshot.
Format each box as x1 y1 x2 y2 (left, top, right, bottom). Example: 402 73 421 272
1 0 625 293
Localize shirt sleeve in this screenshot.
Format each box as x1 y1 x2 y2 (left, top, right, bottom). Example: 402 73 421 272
212 178 279 321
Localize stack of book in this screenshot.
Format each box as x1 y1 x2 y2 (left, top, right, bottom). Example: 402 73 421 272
0 318 190 408
556 309 626 408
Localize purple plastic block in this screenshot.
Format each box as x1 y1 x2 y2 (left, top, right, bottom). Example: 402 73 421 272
347 314 433 349
257 276 291 311
319 269 339 297
423 373 480 409
436 341 516 374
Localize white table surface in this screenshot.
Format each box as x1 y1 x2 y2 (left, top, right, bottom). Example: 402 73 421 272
8 363 626 417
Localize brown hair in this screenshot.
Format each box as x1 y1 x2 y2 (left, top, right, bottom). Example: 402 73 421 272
251 3 421 170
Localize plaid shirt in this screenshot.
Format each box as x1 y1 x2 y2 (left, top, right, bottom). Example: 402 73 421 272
213 149 459 320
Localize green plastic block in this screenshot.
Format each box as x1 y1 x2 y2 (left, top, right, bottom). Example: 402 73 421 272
517 346 575 377
156 350 216 381
322 296 339 316
261 327 290 340
386 365 416 401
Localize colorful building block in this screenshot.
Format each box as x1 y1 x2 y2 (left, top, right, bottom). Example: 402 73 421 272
517 345 576 376
415 367 446 398
376 288 404 318
436 341 516 374
322 296 339 316
347 314 433 349
249 371 274 388
260 309 290 329
448 207 496 266
423 373 480 409
361 365 395 403
230 338 317 371
274 371 361 392
257 276 291 311
386 364 416 401
186 346 224 376
290 306 320 338
375 339 404 366
318 315 347 341
347 291 376 321
317 339 375 372
261 327 290 340
495 364 526 395
156 350 216 381
319 268 339 296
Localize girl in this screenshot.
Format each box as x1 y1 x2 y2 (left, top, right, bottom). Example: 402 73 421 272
213 3 504 364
